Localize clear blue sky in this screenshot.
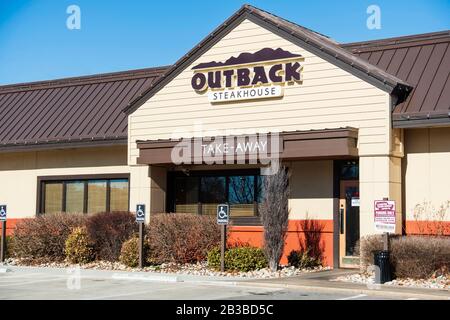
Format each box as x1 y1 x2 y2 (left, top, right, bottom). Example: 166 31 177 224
0 0 449 85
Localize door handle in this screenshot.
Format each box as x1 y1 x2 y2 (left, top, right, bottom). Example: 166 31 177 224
340 208 344 234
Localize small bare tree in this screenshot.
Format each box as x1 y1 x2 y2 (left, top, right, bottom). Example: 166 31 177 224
259 165 290 271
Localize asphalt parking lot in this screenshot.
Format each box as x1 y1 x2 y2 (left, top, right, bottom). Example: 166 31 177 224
0 266 431 300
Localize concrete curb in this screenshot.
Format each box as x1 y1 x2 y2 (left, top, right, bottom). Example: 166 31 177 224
234 281 450 300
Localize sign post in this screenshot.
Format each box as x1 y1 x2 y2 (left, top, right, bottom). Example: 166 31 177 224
136 204 146 269
217 204 229 272
0 205 7 263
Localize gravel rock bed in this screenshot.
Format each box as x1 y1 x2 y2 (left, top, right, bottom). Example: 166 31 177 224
333 272 450 290
3 258 330 279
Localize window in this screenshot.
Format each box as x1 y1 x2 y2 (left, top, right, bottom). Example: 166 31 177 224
65 181 84 213
87 180 107 213
44 182 63 214
169 171 264 218
110 179 129 212
39 175 129 214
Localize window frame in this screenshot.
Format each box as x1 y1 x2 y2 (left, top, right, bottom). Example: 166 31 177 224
37 174 130 214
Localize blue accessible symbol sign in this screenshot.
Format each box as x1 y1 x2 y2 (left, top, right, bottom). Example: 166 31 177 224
0 205 6 221
136 204 145 223
217 204 229 225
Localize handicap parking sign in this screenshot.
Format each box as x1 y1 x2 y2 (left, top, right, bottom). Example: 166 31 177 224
136 204 145 223
217 204 229 225
0 205 6 221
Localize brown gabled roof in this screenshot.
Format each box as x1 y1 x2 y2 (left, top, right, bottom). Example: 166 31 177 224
0 66 168 151
343 31 450 127
124 4 412 115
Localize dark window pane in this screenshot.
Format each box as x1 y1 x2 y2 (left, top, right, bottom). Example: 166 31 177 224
339 161 359 179
229 176 255 217
87 180 107 213
256 175 267 203
200 176 226 215
228 176 254 204
44 182 63 213
174 177 199 214
65 181 84 213
110 179 129 212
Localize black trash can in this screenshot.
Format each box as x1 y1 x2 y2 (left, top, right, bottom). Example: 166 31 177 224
373 250 392 284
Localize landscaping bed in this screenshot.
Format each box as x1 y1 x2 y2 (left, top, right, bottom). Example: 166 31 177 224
4 211 329 279
333 272 449 290
3 258 330 279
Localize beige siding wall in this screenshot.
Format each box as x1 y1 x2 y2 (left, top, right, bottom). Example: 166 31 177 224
403 127 450 222
288 160 334 220
129 19 391 165
0 146 151 219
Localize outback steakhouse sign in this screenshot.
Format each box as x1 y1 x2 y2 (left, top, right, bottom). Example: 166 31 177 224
191 48 304 103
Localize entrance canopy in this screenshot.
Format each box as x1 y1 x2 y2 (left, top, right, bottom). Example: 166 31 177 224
136 128 358 165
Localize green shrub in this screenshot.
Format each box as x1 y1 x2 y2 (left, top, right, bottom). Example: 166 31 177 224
287 249 322 269
207 246 268 272
119 235 149 268
147 214 220 264
12 213 87 263
86 211 138 261
65 226 94 264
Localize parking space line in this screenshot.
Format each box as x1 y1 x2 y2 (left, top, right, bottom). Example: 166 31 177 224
337 294 368 300
0 277 66 287
83 284 198 300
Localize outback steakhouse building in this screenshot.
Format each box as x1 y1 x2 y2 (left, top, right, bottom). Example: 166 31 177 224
0 5 449 268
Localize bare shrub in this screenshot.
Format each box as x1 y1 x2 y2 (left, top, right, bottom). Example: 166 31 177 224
358 234 450 279
298 217 325 265
147 213 220 264
391 236 450 279
86 211 138 261
356 234 384 272
259 165 290 271
12 213 86 263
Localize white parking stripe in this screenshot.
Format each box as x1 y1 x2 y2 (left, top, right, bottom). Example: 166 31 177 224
0 278 66 287
405 297 420 300
84 284 197 300
338 294 368 300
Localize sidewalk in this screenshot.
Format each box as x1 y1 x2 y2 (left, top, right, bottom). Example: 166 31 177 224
240 269 450 300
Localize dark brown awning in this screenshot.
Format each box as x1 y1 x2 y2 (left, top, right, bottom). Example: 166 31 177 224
136 128 358 165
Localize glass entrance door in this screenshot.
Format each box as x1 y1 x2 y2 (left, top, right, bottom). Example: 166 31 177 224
339 180 360 268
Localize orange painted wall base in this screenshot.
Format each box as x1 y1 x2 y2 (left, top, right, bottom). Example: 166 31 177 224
0 218 20 236
229 219 334 267
405 220 450 236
